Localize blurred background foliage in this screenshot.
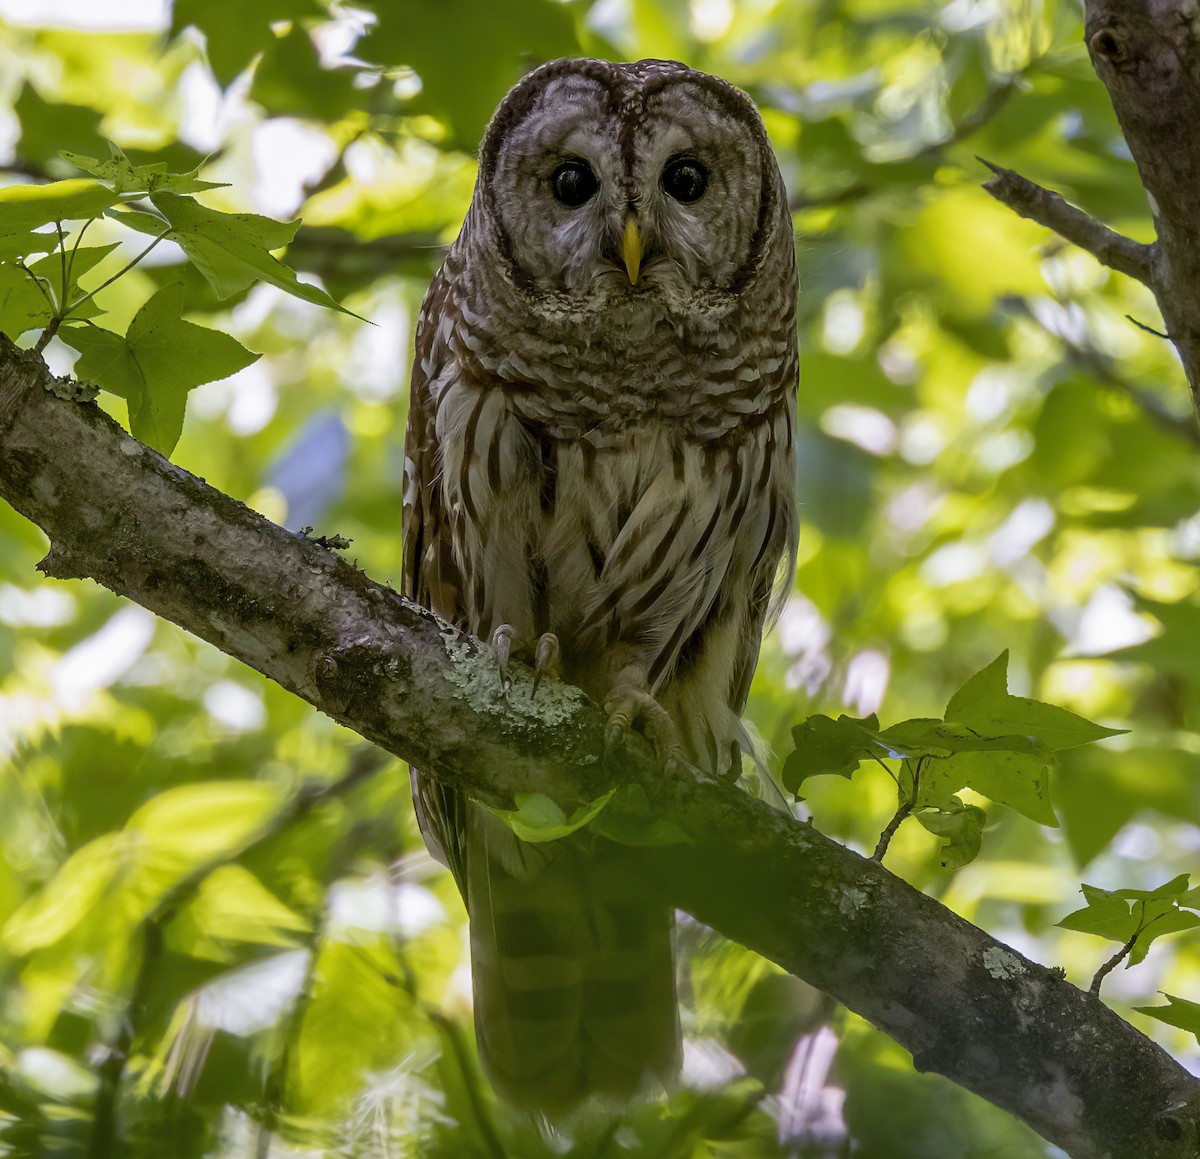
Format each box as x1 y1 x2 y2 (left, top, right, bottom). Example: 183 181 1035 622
0 0 1196 1155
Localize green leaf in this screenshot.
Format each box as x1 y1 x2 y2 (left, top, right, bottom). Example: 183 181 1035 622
1135 994 1200 1042
3 833 127 954
32 242 119 281
945 749 1058 827
946 652 1126 751
915 799 985 869
782 713 880 793
1058 885 1137 942
0 230 59 262
13 82 106 169
60 282 259 455
60 143 228 197
879 718 1044 758
125 780 283 869
249 24 358 122
105 205 174 237
0 179 118 232
1116 873 1191 902
1128 908 1200 967
170 0 326 86
487 791 614 843
147 191 354 314
168 865 308 961
0 264 53 337
359 0 581 148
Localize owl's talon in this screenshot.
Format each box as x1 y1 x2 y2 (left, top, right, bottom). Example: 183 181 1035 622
530 632 561 699
490 624 516 686
604 679 681 768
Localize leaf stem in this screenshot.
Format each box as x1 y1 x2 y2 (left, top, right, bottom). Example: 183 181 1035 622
17 260 57 313
64 229 170 318
56 222 68 308
66 216 94 290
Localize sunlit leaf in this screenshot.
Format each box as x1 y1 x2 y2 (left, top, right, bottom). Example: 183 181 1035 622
487 790 613 843
0 180 117 232
945 652 1126 750
1135 994 1200 1042
60 143 228 197
147 191 355 315
60 282 259 454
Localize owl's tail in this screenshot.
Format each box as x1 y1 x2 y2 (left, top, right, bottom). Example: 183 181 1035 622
465 807 680 1115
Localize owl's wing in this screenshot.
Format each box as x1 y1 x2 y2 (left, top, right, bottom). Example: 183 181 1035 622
402 269 471 890
729 384 799 719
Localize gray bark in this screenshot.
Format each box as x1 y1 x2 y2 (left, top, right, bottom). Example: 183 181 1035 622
2 333 1199 1157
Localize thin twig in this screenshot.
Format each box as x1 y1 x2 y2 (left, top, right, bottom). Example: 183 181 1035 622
872 800 913 862
873 758 923 862
979 159 1156 287
31 316 61 356
1090 934 1137 996
1126 314 1170 340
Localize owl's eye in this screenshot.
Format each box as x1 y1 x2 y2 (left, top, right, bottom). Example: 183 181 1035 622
661 157 708 204
551 160 598 208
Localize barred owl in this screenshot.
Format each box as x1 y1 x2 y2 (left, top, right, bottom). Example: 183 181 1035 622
402 57 797 1112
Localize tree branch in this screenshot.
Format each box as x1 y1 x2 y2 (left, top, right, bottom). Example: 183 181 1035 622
979 159 1156 287
986 1 1200 421
1 334 1198 1158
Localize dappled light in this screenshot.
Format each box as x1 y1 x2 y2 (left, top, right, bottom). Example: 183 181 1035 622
0 0 1198 1156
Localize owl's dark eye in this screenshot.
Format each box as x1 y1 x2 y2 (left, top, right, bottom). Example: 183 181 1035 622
551 160 598 207
662 157 708 203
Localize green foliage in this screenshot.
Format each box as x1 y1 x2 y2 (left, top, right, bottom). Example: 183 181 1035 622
0 147 349 453
1135 994 1200 1043
486 790 614 843
1058 874 1200 969
64 283 259 453
1 1 1199 1156
784 652 1120 865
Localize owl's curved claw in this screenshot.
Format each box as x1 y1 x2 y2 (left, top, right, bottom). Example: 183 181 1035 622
490 624 516 688
530 632 561 699
603 679 682 768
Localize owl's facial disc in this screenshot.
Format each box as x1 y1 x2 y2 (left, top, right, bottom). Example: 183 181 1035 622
482 62 774 318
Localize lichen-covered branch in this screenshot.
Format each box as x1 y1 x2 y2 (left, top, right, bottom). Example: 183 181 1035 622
0 334 1198 1158
980 160 1155 287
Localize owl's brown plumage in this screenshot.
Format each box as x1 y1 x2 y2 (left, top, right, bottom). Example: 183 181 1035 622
403 57 797 1112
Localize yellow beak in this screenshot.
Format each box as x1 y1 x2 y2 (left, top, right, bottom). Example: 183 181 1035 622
622 214 642 285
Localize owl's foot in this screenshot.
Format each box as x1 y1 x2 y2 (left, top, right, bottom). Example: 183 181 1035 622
489 625 561 698
604 667 682 768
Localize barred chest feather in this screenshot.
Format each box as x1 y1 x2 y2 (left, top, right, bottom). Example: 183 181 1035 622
422 332 795 772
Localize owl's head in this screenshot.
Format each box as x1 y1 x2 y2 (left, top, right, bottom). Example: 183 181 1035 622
474 58 788 319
